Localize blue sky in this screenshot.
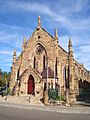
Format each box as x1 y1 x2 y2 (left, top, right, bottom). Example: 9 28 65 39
0 0 90 72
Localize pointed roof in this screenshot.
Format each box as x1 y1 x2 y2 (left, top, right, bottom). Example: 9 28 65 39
68 38 72 46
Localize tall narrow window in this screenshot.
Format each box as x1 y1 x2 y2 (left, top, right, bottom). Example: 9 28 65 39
48 82 50 89
55 57 57 77
63 66 67 90
34 57 36 69
43 55 45 70
51 81 53 89
67 66 70 88
17 68 20 80
64 67 66 83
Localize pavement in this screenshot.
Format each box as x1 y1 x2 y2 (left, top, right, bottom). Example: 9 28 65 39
0 101 90 114
0 105 90 120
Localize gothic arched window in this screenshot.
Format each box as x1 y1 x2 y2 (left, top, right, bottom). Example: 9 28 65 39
33 43 47 73
36 44 43 55
63 66 67 89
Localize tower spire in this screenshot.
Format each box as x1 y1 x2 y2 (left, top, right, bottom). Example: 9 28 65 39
68 37 73 56
38 16 41 28
67 37 76 103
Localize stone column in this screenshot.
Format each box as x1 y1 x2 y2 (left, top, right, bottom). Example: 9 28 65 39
60 64 64 96
68 38 76 104
43 90 48 105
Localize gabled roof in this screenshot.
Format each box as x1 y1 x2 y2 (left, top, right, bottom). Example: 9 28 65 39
26 26 68 54
58 45 67 54
41 27 55 39
26 26 55 43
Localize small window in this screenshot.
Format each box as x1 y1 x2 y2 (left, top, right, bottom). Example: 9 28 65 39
37 28 40 31
38 36 40 39
48 82 50 89
51 81 53 89
37 91 39 94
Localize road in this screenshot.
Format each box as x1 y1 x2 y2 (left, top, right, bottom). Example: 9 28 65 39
0 105 90 120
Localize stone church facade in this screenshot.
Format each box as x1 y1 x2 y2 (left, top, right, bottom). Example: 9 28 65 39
10 16 90 104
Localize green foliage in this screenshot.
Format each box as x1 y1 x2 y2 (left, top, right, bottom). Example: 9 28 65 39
56 95 65 101
48 88 58 100
6 87 11 94
48 88 65 101
0 69 10 87
1 88 11 96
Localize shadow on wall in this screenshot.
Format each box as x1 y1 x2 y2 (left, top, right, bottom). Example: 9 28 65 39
77 79 90 103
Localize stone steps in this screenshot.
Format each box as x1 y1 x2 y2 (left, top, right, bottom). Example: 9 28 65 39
0 95 43 105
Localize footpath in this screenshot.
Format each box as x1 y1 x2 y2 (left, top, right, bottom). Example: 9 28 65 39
0 100 90 114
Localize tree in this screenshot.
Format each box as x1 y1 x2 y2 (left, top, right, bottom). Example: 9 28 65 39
0 69 11 87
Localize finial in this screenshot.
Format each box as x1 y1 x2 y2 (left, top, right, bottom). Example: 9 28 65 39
23 36 26 43
69 38 72 46
13 49 16 56
38 16 41 27
13 49 16 64
68 37 73 54
55 28 58 39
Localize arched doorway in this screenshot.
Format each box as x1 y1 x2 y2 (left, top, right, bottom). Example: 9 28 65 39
27 75 35 95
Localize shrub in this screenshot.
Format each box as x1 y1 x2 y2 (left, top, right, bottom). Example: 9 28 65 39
56 95 65 101
1 87 11 96
48 88 58 100
48 88 65 101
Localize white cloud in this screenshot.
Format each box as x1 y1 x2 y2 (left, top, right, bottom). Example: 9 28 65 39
0 50 20 55
1 0 89 30
0 50 12 55
59 0 89 13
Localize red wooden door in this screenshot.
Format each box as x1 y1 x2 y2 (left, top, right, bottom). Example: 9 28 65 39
27 75 34 94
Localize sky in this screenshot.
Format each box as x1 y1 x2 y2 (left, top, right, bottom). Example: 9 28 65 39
0 0 90 72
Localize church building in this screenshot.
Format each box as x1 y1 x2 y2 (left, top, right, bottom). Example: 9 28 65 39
10 16 90 104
